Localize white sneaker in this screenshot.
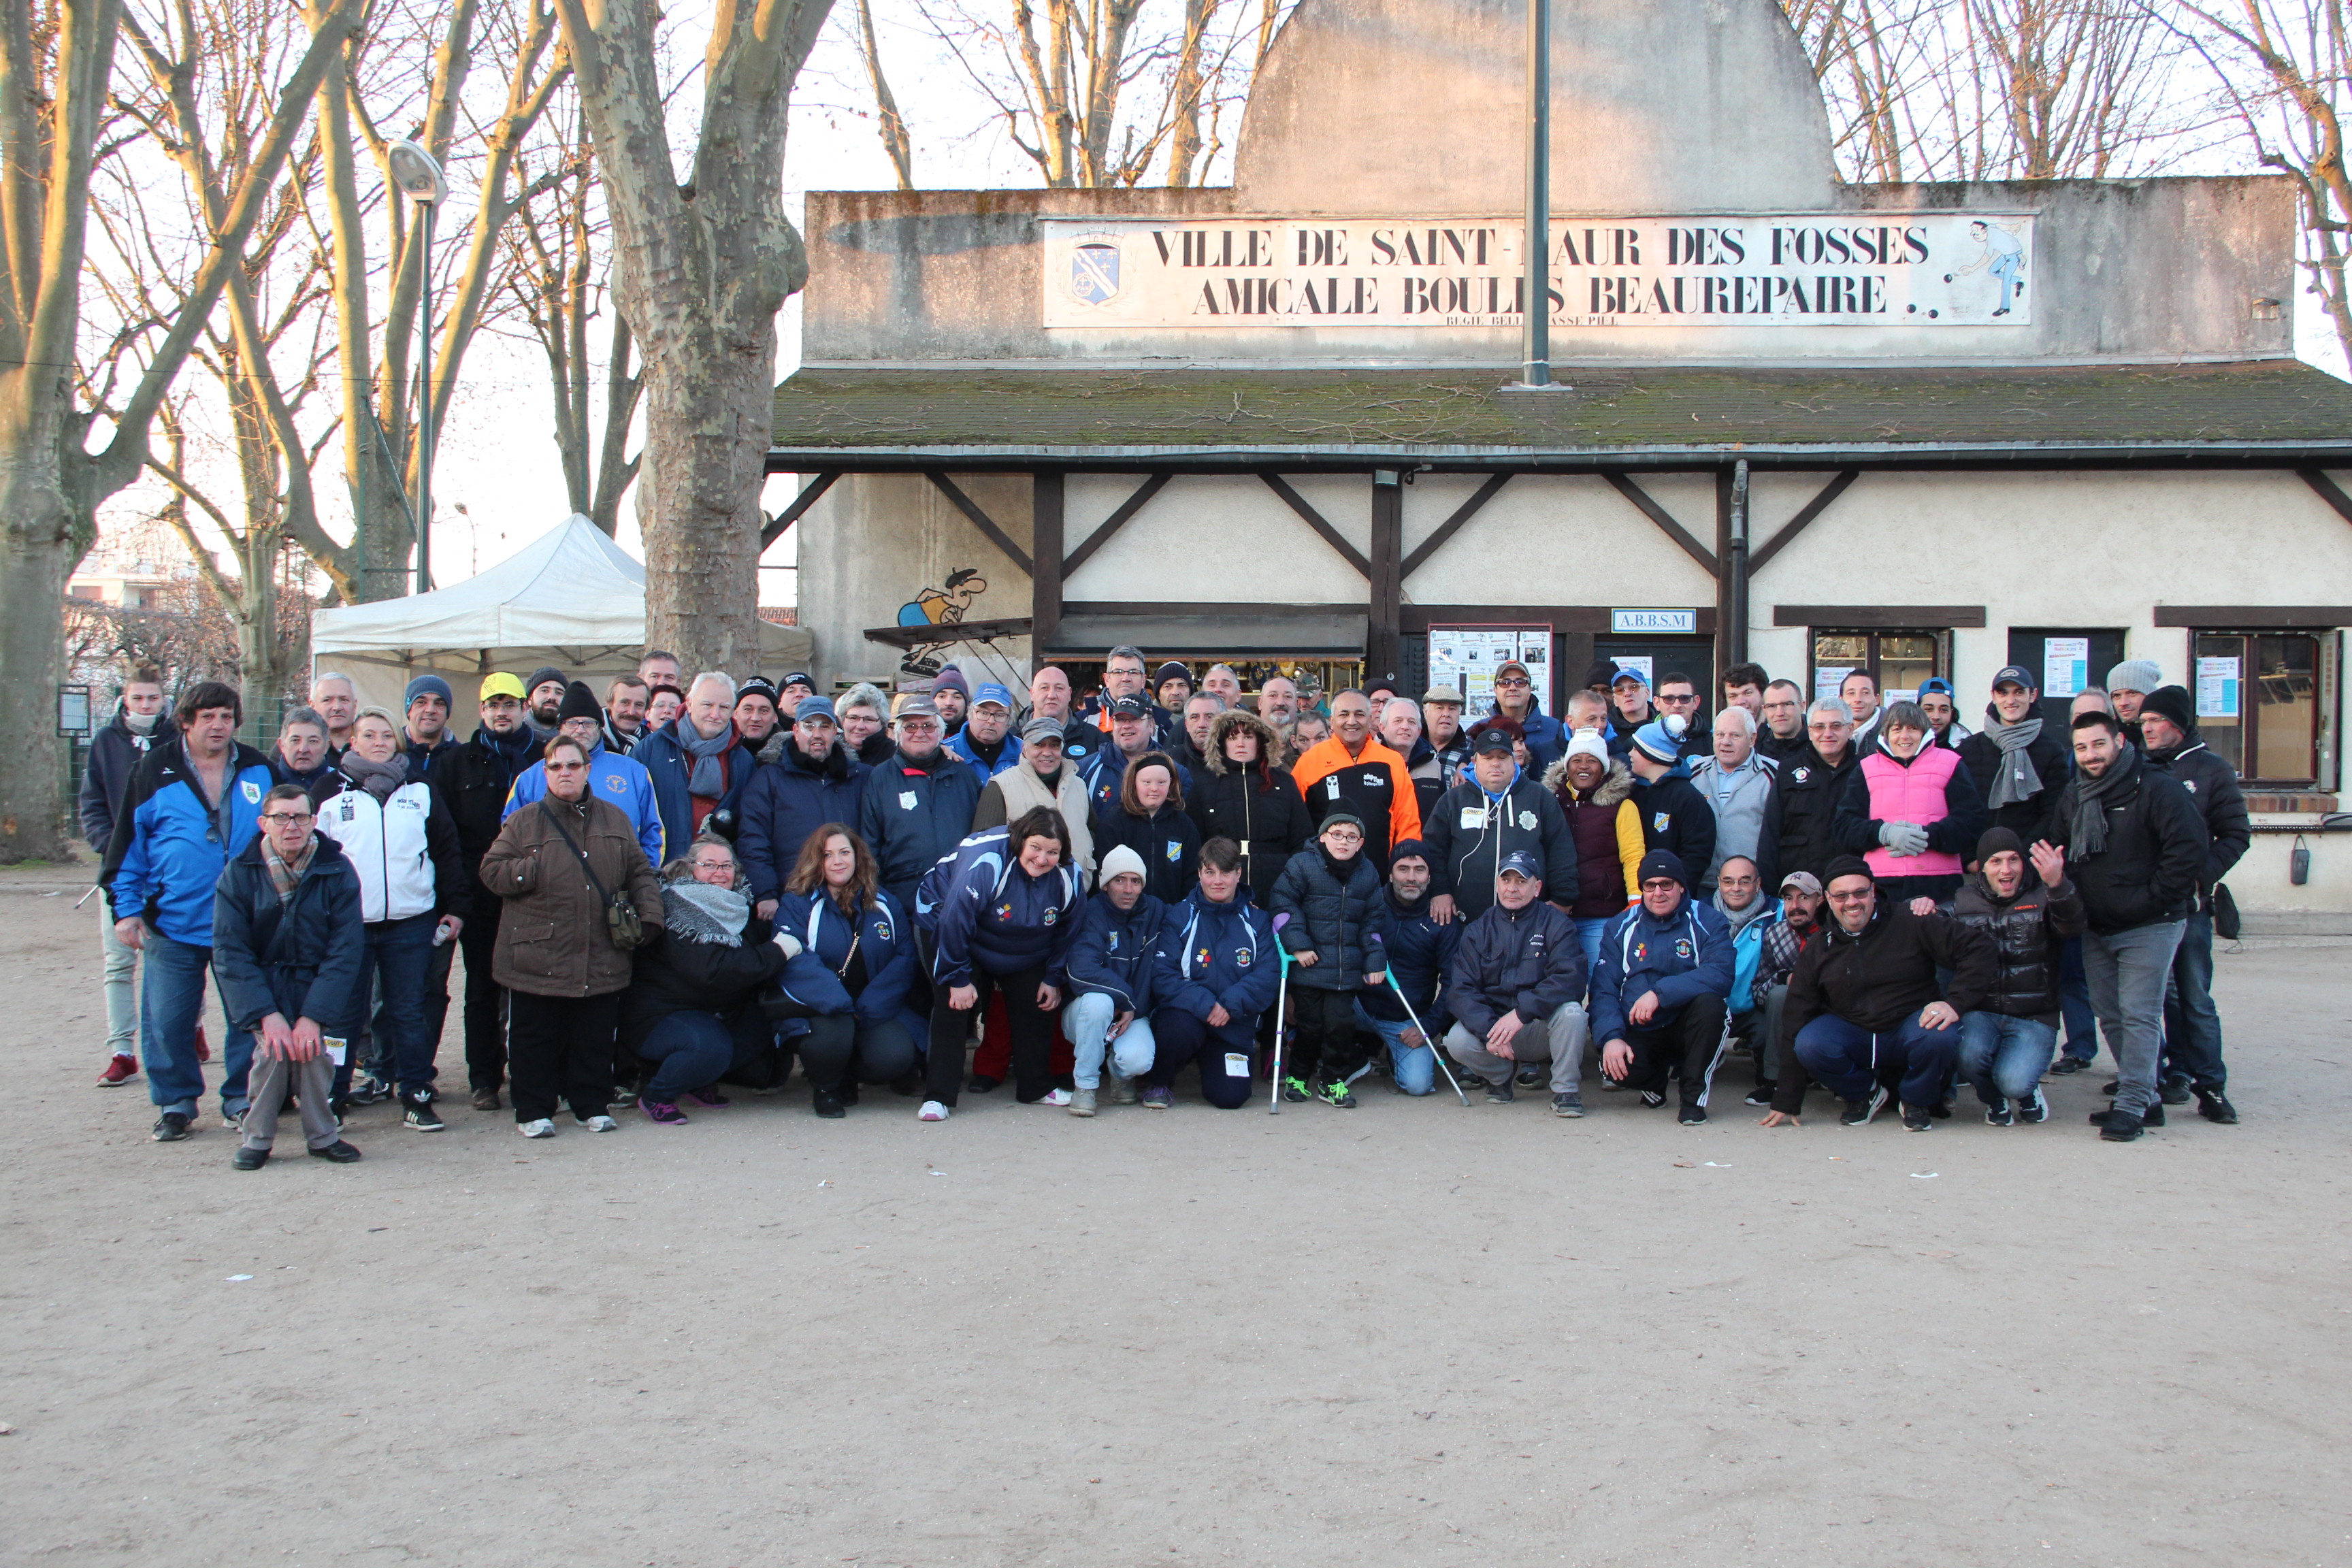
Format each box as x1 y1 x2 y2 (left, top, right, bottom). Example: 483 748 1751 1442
1036 1088 1073 1107
519 1118 555 1138
917 1100 951 1122
580 1114 619 1132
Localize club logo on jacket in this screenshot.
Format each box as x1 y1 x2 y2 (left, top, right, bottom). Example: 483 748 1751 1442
1792 766 1810 782
1517 810 1536 830
1359 772 1384 788
1164 839 1182 861
1633 941 1649 962
1653 811 1671 833
1234 947 1253 966
2183 779 2199 794
1673 937 1694 960
1106 932 1119 951
1196 945 1213 966
995 902 1013 921
1043 906 1059 925
240 779 261 802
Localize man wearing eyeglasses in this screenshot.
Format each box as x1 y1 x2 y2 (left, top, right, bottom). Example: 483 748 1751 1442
212 783 367 1169
1486 659 1565 769
857 696 983 909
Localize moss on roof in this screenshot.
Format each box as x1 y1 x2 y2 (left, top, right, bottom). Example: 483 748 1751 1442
770 359 2352 456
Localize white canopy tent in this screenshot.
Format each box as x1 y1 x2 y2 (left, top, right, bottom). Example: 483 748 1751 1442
309 515 812 714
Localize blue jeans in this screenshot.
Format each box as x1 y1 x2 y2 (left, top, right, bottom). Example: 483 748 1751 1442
1064 991 1156 1089
360 914 439 1098
1573 918 1607 983
1793 1013 1959 1110
2058 936 2100 1062
2082 920 2185 1119
1957 1011 2058 1107
638 1011 735 1103
1353 1000 1436 1094
2161 910 2225 1090
139 931 253 1117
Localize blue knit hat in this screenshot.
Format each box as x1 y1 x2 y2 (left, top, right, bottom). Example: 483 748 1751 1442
1630 719 1680 765
404 673 454 710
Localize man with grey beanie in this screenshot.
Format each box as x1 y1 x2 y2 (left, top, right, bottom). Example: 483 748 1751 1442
2106 659 2162 736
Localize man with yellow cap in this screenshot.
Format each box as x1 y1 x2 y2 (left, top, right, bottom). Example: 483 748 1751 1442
434 673 541 1109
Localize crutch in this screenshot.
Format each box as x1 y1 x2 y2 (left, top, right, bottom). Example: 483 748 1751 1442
1384 962 1470 1107
1267 913 1292 1115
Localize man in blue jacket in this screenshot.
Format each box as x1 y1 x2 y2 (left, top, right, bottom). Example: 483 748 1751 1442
1062 843 1164 1114
81 663 174 1087
1079 695 1191 832
740 695 870 915
99 681 276 1141
212 783 368 1169
1442 850 1589 1113
504 681 665 866
632 671 759 853
943 683 1023 781
858 696 983 909
1145 838 1279 1109
1358 838 1458 1096
1592 849 1735 1124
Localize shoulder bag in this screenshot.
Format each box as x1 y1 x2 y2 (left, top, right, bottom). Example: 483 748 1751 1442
536 800 647 949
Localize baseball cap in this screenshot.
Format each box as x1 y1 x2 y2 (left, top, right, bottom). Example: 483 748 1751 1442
1472 725 1516 756
794 695 838 723
1611 666 1648 688
1493 659 1531 683
973 682 1015 711
894 696 941 723
1990 665 2036 691
1498 849 1541 879
478 672 526 702
1106 695 1152 718
1421 685 1465 705
1916 677 1955 699
1777 870 1823 896
1020 715 1067 745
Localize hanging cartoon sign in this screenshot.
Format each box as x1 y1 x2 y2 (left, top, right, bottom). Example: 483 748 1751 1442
895 567 989 676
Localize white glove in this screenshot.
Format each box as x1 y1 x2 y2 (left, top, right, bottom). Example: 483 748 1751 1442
771 930 804 959
1880 821 1930 858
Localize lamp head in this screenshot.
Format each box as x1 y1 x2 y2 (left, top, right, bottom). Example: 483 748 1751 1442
387 139 446 203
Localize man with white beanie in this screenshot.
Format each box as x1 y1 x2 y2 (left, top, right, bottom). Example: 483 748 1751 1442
2106 659 2163 736
1062 843 1165 1115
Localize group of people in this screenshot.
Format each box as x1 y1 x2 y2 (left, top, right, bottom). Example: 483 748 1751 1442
81 638 2245 1165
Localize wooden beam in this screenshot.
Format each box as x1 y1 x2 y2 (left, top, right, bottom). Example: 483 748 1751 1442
1260 474 1372 578
1601 472 1716 577
924 472 1035 577
1061 472 1169 578
1748 470 1859 574
1031 472 1064 655
1401 472 1511 580
1369 474 1403 676
2153 605 2352 628
2298 468 2352 527
1775 604 1988 629
760 472 838 549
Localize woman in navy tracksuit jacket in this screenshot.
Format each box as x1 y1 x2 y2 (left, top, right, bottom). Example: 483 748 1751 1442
915 809 1083 1113
1145 838 1281 1109
770 823 920 1116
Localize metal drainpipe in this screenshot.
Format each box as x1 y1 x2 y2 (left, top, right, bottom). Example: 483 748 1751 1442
1727 459 1750 666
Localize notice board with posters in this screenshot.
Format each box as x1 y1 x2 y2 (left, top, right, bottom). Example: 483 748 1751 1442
1426 625 1551 717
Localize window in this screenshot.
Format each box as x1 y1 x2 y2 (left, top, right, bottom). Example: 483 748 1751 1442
1810 630 1948 705
2192 632 2328 787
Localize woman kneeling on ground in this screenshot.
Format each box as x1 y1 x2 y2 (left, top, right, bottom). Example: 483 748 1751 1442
772 825 921 1118
915 806 1083 1120
617 834 799 1125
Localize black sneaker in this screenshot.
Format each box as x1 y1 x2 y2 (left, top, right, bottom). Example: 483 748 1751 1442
152 1111 191 1141
231 1145 267 1171
1900 1102 1933 1132
1745 1081 1776 1107
2050 1056 2093 1076
1929 1098 1955 1120
968 1073 1002 1094
2159 1080 2193 1106
347 1076 392 1107
1484 1078 1514 1105
1678 1103 1706 1126
1514 1066 1544 1089
1984 1100 2015 1127
402 1096 444 1131
889 1070 921 1097
308 1140 363 1162
1638 1089 1667 1109
811 1088 847 1120
1840 1086 1890 1126
1552 1092 1584 1118
2101 1079 2120 1096
2196 1088 2239 1124
2097 1107 2143 1142
837 1079 862 1107
2016 1088 2050 1124
1315 1076 1357 1109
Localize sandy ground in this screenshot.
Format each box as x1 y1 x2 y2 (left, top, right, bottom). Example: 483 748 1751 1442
3 870 2349 1568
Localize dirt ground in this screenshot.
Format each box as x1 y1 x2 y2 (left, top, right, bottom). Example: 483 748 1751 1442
3 870 2349 1568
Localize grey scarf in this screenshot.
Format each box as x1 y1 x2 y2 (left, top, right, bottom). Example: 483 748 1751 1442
338 751 408 804
2065 743 2138 862
679 719 736 796
1980 713 2046 809
1714 890 1772 939
662 880 749 946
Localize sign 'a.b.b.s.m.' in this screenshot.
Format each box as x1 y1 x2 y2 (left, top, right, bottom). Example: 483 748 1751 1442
1042 214 2034 330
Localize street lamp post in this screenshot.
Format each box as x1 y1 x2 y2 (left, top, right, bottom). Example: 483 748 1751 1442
386 139 446 593
1520 0 1551 388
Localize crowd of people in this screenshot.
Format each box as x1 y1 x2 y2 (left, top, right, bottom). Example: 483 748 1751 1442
82 639 2247 1166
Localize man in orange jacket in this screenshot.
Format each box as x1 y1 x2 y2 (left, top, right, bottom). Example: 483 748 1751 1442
1292 689 1422 865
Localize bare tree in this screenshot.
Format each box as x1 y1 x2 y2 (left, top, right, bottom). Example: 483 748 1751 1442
549 0 836 676
0 0 358 858
2172 1 2352 364
852 0 915 188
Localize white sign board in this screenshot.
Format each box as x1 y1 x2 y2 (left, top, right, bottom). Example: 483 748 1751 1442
2042 636 2089 699
1612 655 1654 691
1815 665 1855 704
1611 608 1697 634
1428 625 1550 715
2198 655 2241 719
1043 213 2035 330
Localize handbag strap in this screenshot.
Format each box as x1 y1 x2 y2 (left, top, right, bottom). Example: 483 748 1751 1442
536 800 620 911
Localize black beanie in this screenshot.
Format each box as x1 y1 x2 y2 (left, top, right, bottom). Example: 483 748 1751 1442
1636 849 1687 888
1581 659 1618 691
2140 683 2195 735
525 666 568 698
557 680 603 723
1823 854 1874 888
1976 826 2026 865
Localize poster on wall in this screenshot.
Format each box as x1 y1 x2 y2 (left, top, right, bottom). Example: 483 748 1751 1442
1814 665 1854 704
1428 625 1550 715
2042 636 2089 699
2197 655 2241 719
1612 655 1654 692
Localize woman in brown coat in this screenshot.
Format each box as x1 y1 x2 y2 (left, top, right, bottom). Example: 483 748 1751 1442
478 734 665 1137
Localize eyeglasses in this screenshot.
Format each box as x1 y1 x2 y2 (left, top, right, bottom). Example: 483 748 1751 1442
546 761 587 773
1657 691 1699 706
261 812 312 826
899 720 941 734
1827 888 1874 902
1639 879 1681 894
1493 676 1531 689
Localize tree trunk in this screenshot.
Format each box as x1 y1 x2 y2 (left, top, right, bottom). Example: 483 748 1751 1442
634 318 768 672
0 385 75 858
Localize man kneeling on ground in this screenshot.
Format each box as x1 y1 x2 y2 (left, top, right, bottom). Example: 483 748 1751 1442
1762 855 1995 1132
1591 850 1735 1124
1443 850 1591 1115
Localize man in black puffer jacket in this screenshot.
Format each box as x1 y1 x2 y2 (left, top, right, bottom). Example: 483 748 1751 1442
1762 698 1860 886
2134 685 2246 1124
1442 851 1590 1113
1948 827 2085 1124
1421 725 1578 926
2042 710 2208 1142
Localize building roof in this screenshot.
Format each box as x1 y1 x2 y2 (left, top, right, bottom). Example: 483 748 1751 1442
770 358 2352 470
